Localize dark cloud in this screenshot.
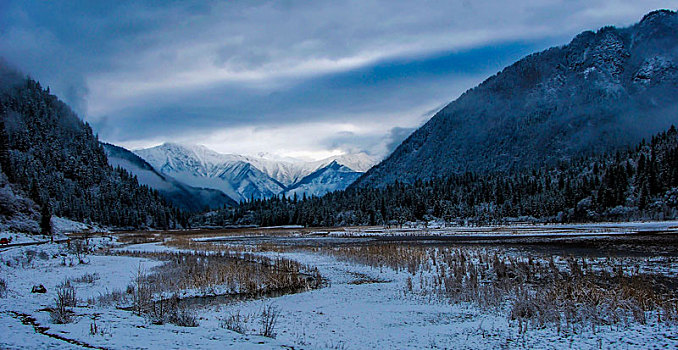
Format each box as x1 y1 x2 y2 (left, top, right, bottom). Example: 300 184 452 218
96 42 542 145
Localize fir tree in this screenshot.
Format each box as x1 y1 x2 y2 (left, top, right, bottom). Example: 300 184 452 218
41 202 52 238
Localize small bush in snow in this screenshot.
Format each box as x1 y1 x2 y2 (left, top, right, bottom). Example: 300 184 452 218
0 278 7 298
50 280 76 324
70 239 90 264
221 311 248 334
259 304 280 338
170 305 199 327
23 250 37 267
37 250 49 260
57 280 77 307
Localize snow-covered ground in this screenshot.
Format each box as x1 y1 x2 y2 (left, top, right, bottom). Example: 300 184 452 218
0 235 285 349
1 225 677 349
215 249 678 349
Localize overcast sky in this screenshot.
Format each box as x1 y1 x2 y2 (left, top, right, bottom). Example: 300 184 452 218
0 1 675 160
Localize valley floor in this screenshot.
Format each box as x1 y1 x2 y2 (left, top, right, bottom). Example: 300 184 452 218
1 222 677 349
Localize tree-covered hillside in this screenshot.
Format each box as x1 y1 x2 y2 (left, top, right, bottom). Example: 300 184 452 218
0 66 186 230
355 10 678 188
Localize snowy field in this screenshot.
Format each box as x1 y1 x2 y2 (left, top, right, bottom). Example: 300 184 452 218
0 222 677 349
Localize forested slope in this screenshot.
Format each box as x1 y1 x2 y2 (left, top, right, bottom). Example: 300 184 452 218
0 65 185 230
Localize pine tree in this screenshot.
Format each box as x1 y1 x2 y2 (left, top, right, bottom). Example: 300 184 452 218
41 202 52 238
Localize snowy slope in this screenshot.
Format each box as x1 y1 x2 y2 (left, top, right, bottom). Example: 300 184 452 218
135 143 285 202
135 143 378 200
313 152 375 173
0 171 40 233
285 161 363 198
103 143 237 211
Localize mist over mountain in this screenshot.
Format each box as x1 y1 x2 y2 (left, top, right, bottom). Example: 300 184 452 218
355 10 678 188
102 143 237 211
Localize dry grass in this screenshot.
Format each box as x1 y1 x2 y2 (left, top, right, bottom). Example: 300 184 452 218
114 226 340 245
95 248 322 326
72 272 99 284
221 310 249 334
111 250 322 297
318 244 678 333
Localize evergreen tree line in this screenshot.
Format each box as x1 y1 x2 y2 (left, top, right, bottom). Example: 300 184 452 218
0 77 188 229
192 125 678 227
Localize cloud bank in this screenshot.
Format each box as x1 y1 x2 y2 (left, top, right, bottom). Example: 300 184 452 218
0 0 673 159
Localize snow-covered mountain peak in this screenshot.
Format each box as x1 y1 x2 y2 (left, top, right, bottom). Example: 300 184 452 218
326 152 377 173
134 143 379 200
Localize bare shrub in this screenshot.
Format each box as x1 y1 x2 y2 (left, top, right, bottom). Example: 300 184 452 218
57 280 77 307
259 304 280 338
131 266 153 317
221 311 248 334
170 305 199 327
50 280 76 324
0 278 7 298
70 239 90 264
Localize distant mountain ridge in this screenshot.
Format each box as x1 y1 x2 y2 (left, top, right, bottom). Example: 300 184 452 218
354 9 678 188
134 142 377 201
102 143 237 211
285 160 363 199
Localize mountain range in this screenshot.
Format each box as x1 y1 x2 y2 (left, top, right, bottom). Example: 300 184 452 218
132 143 377 203
355 9 678 188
